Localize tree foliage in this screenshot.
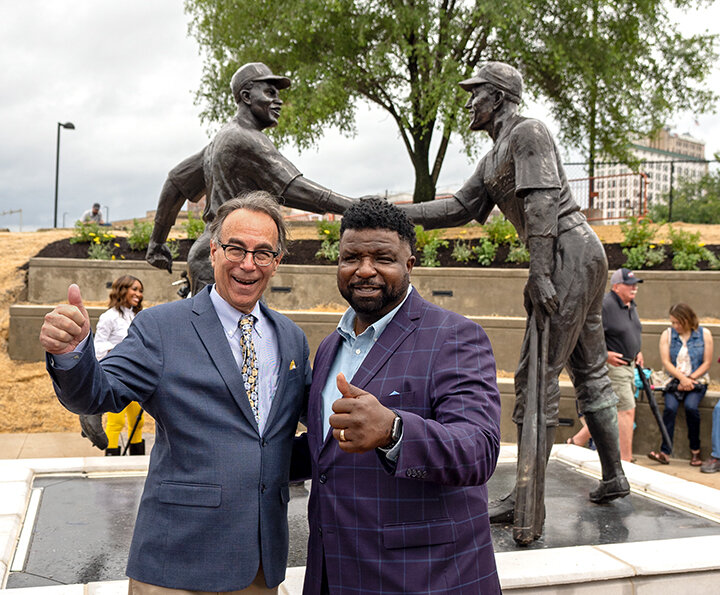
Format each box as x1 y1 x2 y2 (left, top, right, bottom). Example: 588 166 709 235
185 0 717 203
649 169 720 223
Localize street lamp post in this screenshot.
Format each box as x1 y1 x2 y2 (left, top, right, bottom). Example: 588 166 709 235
54 121 75 228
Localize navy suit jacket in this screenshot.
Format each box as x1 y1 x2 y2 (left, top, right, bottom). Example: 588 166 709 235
304 290 502 594
47 286 311 591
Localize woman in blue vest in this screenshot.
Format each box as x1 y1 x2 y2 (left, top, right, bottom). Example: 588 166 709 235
648 303 714 465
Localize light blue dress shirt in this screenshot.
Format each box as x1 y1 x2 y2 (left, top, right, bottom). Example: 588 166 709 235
210 287 279 435
321 286 412 453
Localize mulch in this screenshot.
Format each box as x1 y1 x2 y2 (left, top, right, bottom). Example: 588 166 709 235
32 238 720 270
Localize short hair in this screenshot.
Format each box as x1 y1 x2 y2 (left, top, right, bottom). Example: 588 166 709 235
340 197 416 251
108 275 143 314
92 203 100 209
669 302 699 332
208 192 288 254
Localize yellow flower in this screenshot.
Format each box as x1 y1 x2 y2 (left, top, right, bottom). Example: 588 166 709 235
114 243 120 247
650 244 655 248
93 237 100 244
89 232 96 237
111 255 116 260
121 255 125 259
699 242 706 247
324 229 331 235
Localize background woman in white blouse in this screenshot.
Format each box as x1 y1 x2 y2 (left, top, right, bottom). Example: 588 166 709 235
95 275 145 455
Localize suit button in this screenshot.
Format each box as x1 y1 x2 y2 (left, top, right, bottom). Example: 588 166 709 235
406 469 412 477
261 439 267 447
318 527 323 536
319 473 327 484
261 484 266 493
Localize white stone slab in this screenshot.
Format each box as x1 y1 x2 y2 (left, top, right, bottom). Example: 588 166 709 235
496 545 634 589
0 482 29 517
0 514 22 567
0 462 32 484
279 566 306 594
4 585 84 594
597 535 720 575
87 579 129 594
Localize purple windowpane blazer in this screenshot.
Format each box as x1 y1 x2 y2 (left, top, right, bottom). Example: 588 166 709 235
304 290 502 594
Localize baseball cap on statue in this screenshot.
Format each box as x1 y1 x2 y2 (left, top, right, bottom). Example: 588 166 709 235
231 62 291 93
459 62 523 104
610 268 643 285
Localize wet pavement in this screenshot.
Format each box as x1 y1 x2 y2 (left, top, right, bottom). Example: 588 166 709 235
6 460 719 589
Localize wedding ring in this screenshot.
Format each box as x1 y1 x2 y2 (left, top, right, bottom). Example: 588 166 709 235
339 428 347 442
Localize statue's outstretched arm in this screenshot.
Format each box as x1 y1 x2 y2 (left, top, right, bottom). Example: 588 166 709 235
399 196 474 230
282 176 355 215
145 178 187 273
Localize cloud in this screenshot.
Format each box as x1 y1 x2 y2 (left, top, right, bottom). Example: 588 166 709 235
1 0 717 232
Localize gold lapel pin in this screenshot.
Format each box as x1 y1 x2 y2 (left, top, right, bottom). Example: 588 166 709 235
289 360 296 370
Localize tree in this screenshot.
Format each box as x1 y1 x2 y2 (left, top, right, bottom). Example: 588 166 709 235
185 0 717 203
649 169 720 223
514 0 717 207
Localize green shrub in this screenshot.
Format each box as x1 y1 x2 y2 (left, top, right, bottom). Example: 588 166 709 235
484 216 517 245
70 221 102 244
87 242 114 260
667 226 713 271
415 225 448 267
472 238 497 266
184 211 205 240
506 240 530 264
166 238 180 260
671 251 703 271
620 216 657 247
451 239 473 264
315 220 342 262
127 219 154 251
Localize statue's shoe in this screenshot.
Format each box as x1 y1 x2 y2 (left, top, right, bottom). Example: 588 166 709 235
589 476 630 503
488 492 515 523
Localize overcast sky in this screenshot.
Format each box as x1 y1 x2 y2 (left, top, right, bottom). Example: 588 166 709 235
1 0 718 231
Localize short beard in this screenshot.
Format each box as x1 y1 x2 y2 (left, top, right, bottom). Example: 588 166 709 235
340 278 409 317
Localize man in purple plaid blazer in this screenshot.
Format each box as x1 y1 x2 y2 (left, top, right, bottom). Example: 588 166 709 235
303 198 502 594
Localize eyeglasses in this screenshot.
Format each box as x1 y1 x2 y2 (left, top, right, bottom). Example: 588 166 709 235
219 242 279 266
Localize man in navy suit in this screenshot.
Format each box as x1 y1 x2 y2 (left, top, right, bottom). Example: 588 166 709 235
40 192 311 593
303 198 502 594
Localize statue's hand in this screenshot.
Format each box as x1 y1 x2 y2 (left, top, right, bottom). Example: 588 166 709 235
523 274 558 327
146 240 173 273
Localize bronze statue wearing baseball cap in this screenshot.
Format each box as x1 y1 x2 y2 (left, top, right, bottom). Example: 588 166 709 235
146 62 354 293
401 61 629 544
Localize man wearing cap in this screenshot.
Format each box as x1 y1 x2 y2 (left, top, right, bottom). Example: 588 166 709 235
81 202 104 224
401 61 629 535
603 268 644 460
146 62 354 293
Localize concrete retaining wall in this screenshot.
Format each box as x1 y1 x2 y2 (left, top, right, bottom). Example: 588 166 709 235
10 306 718 460
26 259 720 320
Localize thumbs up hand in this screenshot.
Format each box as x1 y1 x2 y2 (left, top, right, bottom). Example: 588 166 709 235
39 284 92 354
329 373 397 453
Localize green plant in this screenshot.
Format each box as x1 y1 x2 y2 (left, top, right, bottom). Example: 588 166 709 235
166 239 180 260
315 220 342 261
87 242 114 260
451 239 473 264
484 216 517 245
619 216 657 247
472 238 497 266
671 250 703 271
414 225 448 267
184 211 205 240
667 226 714 271
70 221 102 244
505 240 530 264
127 219 154 251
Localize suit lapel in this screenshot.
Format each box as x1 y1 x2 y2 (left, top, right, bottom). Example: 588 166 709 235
261 304 290 433
190 288 259 433
312 332 342 455
349 290 421 389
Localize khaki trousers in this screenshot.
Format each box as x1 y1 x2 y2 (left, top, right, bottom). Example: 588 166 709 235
128 566 278 595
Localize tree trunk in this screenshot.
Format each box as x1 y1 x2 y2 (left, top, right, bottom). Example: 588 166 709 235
411 134 436 203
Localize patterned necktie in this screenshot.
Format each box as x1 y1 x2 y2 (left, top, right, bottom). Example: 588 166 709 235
239 315 260 424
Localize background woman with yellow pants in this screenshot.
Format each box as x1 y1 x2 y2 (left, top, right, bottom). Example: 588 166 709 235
94 275 145 455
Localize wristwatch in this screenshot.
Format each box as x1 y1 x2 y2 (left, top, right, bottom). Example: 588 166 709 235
386 410 403 449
